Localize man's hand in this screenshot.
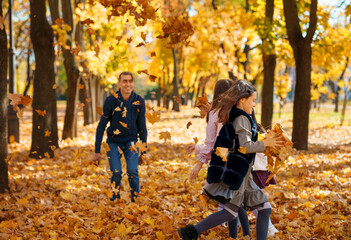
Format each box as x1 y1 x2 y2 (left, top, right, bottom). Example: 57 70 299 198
93 153 101 166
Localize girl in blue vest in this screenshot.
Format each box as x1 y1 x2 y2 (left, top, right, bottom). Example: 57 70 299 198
178 80 284 240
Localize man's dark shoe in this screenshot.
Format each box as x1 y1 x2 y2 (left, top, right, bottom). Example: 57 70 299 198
110 192 120 201
177 224 198 240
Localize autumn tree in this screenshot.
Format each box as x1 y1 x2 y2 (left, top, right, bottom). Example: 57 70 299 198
283 0 317 150
0 0 9 193
29 0 59 158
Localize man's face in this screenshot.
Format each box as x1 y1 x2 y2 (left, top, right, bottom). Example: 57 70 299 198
118 74 134 96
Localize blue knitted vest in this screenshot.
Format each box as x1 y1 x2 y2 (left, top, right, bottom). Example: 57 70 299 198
206 107 258 190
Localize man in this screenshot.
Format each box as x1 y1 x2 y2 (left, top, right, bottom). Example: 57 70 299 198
93 72 147 202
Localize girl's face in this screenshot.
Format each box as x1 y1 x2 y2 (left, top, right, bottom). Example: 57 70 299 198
238 92 256 114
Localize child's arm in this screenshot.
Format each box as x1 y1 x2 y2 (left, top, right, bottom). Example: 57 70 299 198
234 116 283 153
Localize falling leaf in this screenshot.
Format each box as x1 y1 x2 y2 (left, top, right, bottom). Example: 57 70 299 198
45 130 51 137
78 102 85 109
81 18 94 25
159 131 171 142
85 98 92 103
96 107 103 116
145 110 160 124
116 35 122 41
87 28 96 35
150 51 156 57
16 108 24 119
78 84 84 89
215 147 228 161
238 146 247 154
149 75 157 82
122 107 127 118
136 42 145 47
113 129 121 135
193 137 199 144
8 93 22 110
52 84 57 89
186 121 192 129
199 108 207 118
127 37 132 43
102 142 110 152
70 45 81 55
44 152 50 158
110 89 118 99
20 95 33 106
119 121 128 128
35 109 46 116
196 95 209 108
137 69 148 75
50 145 56 151
130 141 147 153
132 101 141 105
5 155 12 163
141 32 147 41
173 96 181 103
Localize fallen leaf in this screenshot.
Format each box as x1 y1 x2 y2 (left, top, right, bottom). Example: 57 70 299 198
119 121 128 128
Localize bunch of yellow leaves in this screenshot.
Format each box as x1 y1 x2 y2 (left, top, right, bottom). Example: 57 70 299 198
261 123 293 182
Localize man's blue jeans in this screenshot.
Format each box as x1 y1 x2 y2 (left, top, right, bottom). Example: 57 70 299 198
107 141 139 201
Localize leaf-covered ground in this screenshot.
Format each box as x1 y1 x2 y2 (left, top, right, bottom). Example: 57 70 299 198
1 104 351 239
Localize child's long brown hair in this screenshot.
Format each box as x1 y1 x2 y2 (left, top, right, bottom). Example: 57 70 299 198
206 79 235 122
215 80 256 124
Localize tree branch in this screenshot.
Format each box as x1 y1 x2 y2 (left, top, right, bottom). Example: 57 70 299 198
283 0 303 48
305 0 318 43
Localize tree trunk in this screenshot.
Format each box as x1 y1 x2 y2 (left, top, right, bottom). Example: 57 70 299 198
335 58 349 113
48 0 60 23
23 51 32 96
29 0 59 159
62 0 80 139
261 0 275 130
0 1 9 193
283 0 317 150
334 85 340 112
157 77 161 107
172 48 180 112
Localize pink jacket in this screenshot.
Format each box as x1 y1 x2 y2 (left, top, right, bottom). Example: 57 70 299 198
194 110 223 164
